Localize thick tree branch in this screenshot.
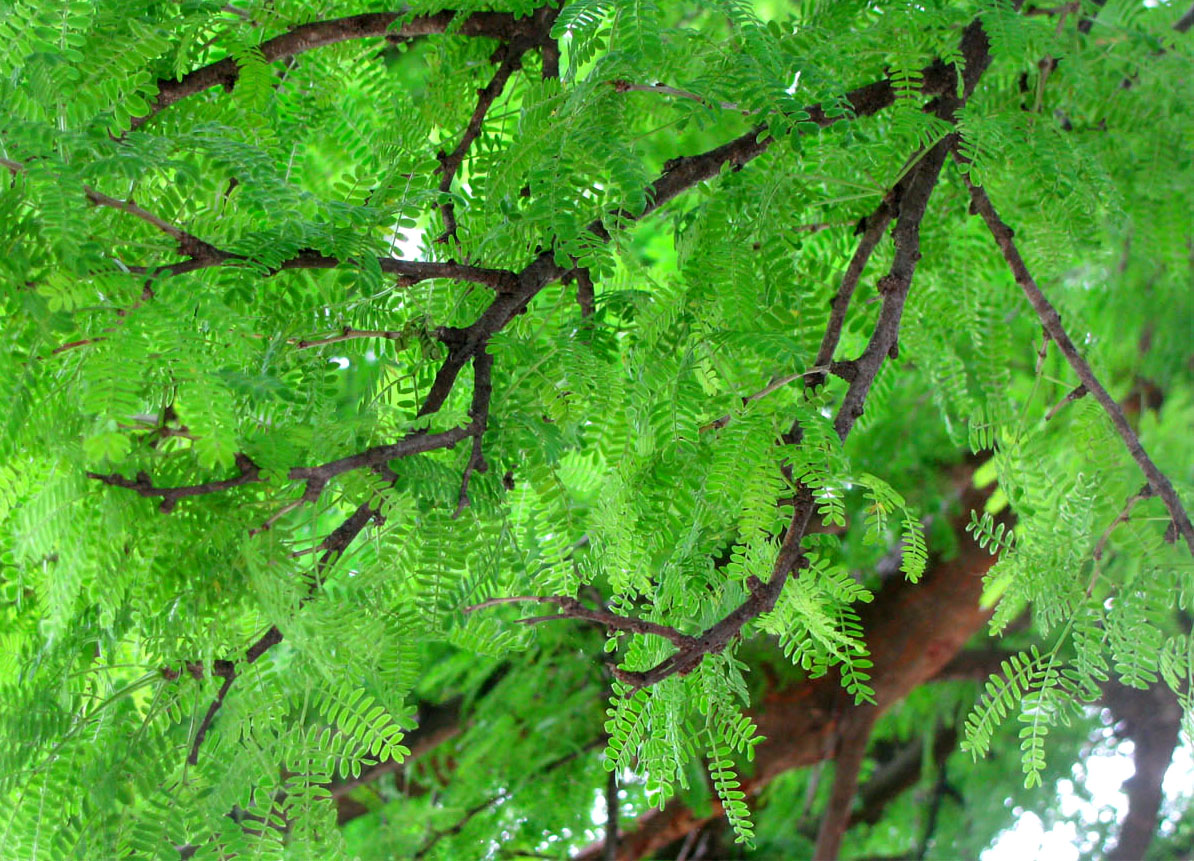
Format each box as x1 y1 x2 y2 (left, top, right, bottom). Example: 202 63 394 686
506 19 1000 693
578 470 1004 859
831 142 949 439
1102 680 1183 861
132 10 542 129
813 710 877 860
960 172 1194 558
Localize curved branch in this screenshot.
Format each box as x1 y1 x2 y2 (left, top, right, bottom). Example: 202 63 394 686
90 424 474 512
132 10 541 129
577 470 1005 860
808 197 897 390
960 172 1194 558
185 501 376 765
436 48 524 242
88 452 262 513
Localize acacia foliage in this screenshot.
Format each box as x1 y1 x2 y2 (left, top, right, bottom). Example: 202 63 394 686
0 0 1192 858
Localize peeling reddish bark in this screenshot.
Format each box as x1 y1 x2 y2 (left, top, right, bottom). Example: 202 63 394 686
582 477 1002 860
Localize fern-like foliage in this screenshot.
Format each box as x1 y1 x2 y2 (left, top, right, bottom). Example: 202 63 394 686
0 0 1191 857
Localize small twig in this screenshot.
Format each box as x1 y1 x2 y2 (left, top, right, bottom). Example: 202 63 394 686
960 168 1194 559
1087 485 1155 596
609 80 749 114
83 186 186 242
220 4 256 23
462 595 697 649
51 337 106 355
414 794 508 859
293 327 409 350
1044 382 1088 421
1030 5 1072 114
793 219 854 234
1035 332 1051 375
1025 1 1080 16
700 366 829 432
247 497 308 537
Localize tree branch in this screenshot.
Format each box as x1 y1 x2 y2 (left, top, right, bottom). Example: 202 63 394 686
813 710 877 860
132 10 543 129
576 468 1005 859
462 595 698 649
1102 680 1184 861
959 171 1194 558
833 15 994 438
454 350 494 517
88 452 263 514
435 6 558 245
700 367 830 433
832 141 950 439
808 197 898 391
89 423 474 513
185 500 378 764
604 768 620 861
849 724 959 828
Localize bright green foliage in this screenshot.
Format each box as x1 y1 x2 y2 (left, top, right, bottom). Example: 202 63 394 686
1 0 1192 859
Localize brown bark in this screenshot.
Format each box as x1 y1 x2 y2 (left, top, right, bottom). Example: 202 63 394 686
579 473 1002 860
1102 681 1183 861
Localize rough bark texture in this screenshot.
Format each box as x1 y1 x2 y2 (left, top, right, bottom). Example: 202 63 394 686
578 470 1002 860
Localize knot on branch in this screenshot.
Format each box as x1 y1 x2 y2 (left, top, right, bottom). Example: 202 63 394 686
830 360 859 382
435 325 469 348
